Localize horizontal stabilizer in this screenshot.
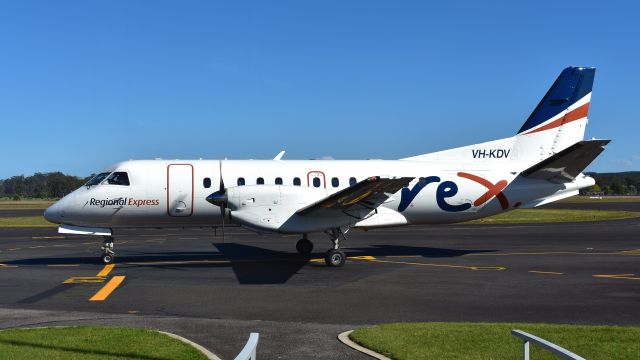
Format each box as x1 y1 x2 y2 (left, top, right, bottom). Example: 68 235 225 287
521 140 610 182
297 176 413 216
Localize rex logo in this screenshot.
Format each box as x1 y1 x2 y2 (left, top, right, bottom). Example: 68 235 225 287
398 172 509 212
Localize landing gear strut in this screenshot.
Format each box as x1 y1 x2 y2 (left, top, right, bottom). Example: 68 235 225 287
296 234 313 255
101 236 115 264
324 228 347 267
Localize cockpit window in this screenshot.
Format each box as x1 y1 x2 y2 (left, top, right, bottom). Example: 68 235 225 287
106 172 130 186
85 172 111 187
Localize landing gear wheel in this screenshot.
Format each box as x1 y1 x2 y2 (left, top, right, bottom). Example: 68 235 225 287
296 238 314 255
325 249 346 267
100 235 115 264
101 253 114 264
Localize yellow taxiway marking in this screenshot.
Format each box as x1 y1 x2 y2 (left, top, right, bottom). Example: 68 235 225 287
7 248 20 251
0 264 18 268
593 274 640 281
64 277 106 284
367 258 505 271
96 264 115 277
529 270 563 275
32 236 65 239
310 255 505 271
466 250 640 257
90 276 126 301
310 255 378 263
63 264 115 284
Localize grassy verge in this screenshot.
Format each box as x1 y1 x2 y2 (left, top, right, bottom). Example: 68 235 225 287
0 216 55 227
467 209 640 224
0 326 208 360
350 322 640 360
0 200 54 210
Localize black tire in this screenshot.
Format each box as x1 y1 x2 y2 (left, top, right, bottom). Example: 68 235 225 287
101 253 114 264
296 239 314 255
324 249 346 267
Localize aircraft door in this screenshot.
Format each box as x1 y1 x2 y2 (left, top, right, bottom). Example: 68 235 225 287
307 171 326 188
167 164 194 216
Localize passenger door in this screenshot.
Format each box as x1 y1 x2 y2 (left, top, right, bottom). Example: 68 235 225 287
167 164 193 216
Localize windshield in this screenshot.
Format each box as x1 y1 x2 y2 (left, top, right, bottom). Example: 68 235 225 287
106 172 130 186
85 172 111 187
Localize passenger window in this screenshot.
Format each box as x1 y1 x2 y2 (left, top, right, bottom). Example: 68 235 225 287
203 177 211 188
349 177 357 186
331 177 339 187
275 177 283 185
293 177 301 186
313 177 321 188
85 172 111 187
257 177 264 185
106 172 130 186
237 177 245 186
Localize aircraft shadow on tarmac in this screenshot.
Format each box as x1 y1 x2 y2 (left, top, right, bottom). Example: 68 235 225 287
5 243 496 285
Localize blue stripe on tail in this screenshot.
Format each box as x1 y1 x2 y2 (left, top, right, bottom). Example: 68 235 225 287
517 67 595 134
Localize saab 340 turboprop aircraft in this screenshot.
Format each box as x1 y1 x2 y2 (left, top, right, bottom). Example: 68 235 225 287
44 67 608 267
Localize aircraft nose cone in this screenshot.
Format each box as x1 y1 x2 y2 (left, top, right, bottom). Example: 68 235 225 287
44 203 62 224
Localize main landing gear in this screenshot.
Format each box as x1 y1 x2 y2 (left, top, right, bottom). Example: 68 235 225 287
323 228 347 267
101 236 115 264
296 229 348 267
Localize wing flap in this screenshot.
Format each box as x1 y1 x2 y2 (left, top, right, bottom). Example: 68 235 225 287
296 176 413 216
521 139 610 182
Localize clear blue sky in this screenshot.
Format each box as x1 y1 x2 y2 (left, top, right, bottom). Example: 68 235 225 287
1 1 638 179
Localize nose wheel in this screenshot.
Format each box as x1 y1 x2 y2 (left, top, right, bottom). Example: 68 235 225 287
100 236 115 264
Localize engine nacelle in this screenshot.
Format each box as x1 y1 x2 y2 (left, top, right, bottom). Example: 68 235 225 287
226 185 328 233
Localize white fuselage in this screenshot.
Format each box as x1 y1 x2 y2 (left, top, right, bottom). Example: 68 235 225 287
44 158 593 234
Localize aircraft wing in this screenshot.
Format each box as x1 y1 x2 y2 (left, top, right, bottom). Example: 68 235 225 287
296 176 413 217
521 139 610 182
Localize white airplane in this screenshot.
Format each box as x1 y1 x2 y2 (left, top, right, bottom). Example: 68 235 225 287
44 66 608 267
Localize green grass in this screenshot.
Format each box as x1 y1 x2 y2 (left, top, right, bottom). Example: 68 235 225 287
0 199 54 210
350 322 640 360
467 209 640 224
558 195 640 203
0 216 56 227
0 326 208 360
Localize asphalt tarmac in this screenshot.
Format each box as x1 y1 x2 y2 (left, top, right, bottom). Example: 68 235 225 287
1 214 639 358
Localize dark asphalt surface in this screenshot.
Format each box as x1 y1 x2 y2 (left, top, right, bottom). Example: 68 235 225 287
1 217 640 359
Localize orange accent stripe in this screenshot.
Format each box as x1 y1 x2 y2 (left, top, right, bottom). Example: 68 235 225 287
524 102 590 135
89 276 125 301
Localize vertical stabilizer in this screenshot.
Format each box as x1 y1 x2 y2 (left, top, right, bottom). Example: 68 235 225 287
515 67 595 161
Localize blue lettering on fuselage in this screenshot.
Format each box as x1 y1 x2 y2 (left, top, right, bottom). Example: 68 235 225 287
398 177 471 213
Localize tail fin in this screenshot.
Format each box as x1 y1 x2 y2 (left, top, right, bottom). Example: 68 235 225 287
515 67 595 160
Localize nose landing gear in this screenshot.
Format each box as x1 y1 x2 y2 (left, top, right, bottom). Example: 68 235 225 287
101 236 115 264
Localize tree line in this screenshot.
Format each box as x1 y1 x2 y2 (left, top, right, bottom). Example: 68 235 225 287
584 172 640 196
0 172 91 200
0 171 638 200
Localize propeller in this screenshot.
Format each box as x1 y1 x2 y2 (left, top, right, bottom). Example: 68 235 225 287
206 160 228 241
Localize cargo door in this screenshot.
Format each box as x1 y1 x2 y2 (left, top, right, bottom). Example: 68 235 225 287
167 164 193 216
